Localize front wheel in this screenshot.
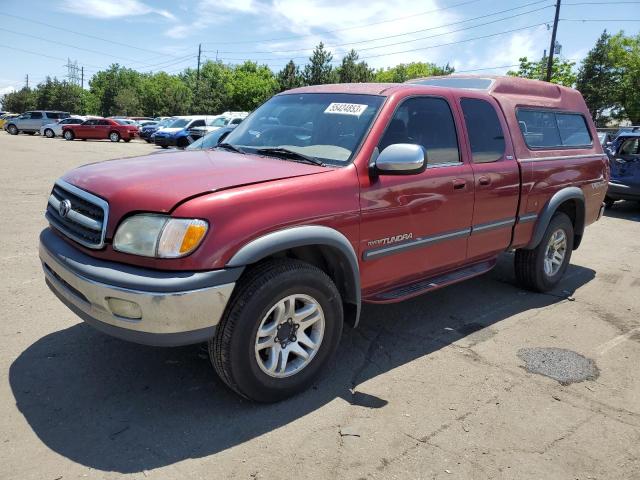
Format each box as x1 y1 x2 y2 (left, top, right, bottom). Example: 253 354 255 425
44 129 55 138
515 212 574 292
7 124 18 135
109 131 120 142
210 259 344 402
63 130 74 141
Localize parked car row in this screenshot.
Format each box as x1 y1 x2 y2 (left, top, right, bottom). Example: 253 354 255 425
150 112 248 148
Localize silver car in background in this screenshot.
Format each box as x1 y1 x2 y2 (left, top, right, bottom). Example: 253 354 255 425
5 111 70 135
40 117 86 138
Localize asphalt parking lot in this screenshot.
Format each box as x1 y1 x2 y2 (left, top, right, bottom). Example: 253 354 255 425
1 133 639 480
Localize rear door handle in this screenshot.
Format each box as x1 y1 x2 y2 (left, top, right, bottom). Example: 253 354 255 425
478 176 491 186
453 179 467 190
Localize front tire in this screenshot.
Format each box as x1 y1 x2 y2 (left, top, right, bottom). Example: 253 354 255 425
63 130 74 141
515 212 574 292
7 124 18 135
210 259 344 402
44 129 55 138
109 131 120 142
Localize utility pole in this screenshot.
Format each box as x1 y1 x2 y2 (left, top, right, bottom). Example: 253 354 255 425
81 67 84 89
545 0 561 82
196 43 202 86
25 74 29 89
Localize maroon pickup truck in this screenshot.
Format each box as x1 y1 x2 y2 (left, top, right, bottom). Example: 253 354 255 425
40 76 608 402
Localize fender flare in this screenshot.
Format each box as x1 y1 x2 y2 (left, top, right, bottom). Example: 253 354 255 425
226 225 361 326
526 186 585 249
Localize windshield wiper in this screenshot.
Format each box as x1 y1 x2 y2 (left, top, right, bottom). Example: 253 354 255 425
256 147 325 166
216 142 245 154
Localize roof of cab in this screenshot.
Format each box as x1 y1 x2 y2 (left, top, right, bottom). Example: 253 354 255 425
283 75 587 111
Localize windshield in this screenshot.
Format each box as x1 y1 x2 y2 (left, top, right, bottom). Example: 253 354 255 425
114 119 131 125
224 93 384 164
187 128 231 150
169 118 189 128
208 117 228 127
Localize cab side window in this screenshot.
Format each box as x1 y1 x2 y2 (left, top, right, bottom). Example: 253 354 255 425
190 120 206 128
30 112 43 119
378 97 460 165
620 138 640 157
461 98 505 163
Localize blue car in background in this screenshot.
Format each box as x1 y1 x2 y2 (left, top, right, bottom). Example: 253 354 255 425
140 117 174 143
153 116 213 148
153 126 236 154
605 132 640 208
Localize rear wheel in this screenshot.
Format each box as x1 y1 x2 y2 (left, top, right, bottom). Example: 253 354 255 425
210 259 343 402
44 128 55 138
124 138 131 143
7 124 18 135
515 212 574 292
109 131 120 142
63 130 74 141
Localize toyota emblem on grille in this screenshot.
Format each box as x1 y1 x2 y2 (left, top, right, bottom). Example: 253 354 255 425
59 199 72 217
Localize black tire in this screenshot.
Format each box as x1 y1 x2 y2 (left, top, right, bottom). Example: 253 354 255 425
63 130 75 141
7 124 18 135
109 131 120 142
604 196 615 208
210 259 344 402
177 137 189 149
515 212 574 293
124 138 131 143
160 145 168 149
26 131 35 135
44 128 55 138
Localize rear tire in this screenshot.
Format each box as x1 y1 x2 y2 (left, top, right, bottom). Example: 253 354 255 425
63 130 75 141
124 138 131 143
210 259 343 402
44 129 55 138
7 124 18 135
515 212 574 292
109 131 120 142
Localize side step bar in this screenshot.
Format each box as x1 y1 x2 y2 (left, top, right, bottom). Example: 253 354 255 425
365 260 496 303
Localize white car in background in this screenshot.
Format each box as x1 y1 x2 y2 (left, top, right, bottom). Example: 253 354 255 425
40 117 86 138
187 111 248 140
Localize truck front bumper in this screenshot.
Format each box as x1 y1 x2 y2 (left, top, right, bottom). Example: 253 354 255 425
39 228 242 346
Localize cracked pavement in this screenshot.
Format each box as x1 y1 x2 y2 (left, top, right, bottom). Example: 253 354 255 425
1 134 639 479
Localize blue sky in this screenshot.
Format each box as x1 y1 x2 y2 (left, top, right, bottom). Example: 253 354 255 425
0 0 638 96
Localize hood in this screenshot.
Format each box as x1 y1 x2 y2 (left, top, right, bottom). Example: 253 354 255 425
155 127 182 135
61 150 333 227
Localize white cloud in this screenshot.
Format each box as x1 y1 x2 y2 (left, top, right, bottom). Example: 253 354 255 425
60 0 176 20
165 0 261 38
0 85 16 96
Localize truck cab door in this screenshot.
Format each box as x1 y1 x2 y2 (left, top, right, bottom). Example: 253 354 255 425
457 96 520 260
359 95 474 295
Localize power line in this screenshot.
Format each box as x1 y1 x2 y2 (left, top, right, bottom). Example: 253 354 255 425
202 0 485 46
208 1 552 55
0 12 188 59
560 18 640 21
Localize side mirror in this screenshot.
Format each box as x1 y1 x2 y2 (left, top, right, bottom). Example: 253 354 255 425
375 144 426 175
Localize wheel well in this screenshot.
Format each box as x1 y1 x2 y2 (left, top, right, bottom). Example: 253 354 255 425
248 245 359 327
555 199 585 249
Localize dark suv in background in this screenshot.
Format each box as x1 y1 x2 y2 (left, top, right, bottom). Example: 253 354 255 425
5 111 70 135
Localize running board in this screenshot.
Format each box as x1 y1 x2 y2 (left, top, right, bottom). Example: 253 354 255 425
365 260 496 303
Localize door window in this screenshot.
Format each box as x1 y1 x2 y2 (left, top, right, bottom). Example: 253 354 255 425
30 112 43 119
619 138 640 157
461 98 505 163
378 97 460 165
189 120 206 128
97 120 110 126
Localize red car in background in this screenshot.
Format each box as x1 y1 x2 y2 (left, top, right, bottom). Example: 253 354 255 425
62 118 138 142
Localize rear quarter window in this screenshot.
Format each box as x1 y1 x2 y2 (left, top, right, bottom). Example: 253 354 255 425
517 109 592 149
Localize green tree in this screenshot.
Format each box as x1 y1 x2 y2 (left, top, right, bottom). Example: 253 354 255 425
507 56 577 87
373 62 453 83
337 50 374 83
229 61 278 110
277 60 303 92
576 31 620 125
303 42 336 85
182 61 233 114
608 32 640 124
89 64 144 116
139 72 192 116
114 87 142 116
1 87 36 113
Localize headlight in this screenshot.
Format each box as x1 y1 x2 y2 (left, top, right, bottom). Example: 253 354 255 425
113 215 208 258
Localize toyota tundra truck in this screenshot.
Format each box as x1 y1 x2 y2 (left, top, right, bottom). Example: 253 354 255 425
39 76 608 402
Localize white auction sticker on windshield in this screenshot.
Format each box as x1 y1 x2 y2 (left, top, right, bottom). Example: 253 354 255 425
324 103 368 117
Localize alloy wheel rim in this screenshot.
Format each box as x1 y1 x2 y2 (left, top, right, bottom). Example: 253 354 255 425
544 229 567 276
110 133 118 141
254 294 325 378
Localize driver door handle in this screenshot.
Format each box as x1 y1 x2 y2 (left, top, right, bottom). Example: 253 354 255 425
452 179 467 190
478 176 491 186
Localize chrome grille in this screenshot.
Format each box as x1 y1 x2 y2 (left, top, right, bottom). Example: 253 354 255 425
45 179 109 249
